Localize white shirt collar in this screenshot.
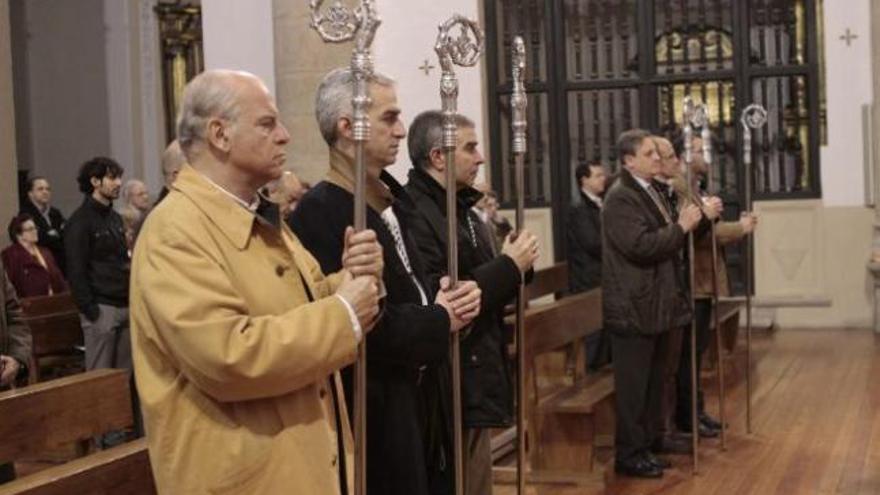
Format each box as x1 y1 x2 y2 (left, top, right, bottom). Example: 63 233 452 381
581 187 603 206
632 173 653 191
197 171 260 212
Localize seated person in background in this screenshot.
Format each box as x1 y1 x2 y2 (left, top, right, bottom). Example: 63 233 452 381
118 179 151 247
472 182 511 255
2 213 67 298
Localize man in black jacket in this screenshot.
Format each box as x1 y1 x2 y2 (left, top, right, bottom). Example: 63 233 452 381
567 162 606 293
601 129 702 478
406 110 538 495
19 176 66 274
289 68 482 495
65 157 131 372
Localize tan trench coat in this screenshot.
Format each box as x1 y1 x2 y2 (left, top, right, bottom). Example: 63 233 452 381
131 166 357 494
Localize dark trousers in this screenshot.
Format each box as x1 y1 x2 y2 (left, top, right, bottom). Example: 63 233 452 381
611 330 670 462
675 299 712 429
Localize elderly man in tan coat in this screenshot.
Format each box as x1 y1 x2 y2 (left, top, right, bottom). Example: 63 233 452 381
131 70 383 494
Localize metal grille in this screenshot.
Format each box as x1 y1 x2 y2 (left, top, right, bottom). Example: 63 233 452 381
485 0 823 261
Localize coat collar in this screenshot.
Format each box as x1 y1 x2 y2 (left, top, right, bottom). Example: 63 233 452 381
325 148 394 213
407 166 483 213
172 165 281 251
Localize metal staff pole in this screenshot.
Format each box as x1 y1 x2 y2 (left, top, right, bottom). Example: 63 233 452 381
510 35 528 495
435 15 484 495
309 2 380 494
682 96 700 474
740 104 767 435
693 104 727 450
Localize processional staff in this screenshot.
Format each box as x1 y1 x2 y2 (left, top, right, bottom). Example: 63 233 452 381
740 103 768 435
309 2 381 494
681 96 701 473
510 35 528 495
435 14 484 495
691 103 728 450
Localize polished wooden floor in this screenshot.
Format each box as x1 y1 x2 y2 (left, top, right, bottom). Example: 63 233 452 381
496 328 880 495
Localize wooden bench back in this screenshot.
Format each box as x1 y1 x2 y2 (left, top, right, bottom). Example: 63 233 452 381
0 369 133 462
524 262 569 301
0 438 155 495
522 288 602 362
20 293 83 357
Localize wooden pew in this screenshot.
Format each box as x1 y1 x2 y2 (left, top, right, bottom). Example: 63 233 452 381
494 288 612 490
19 293 84 383
0 370 155 494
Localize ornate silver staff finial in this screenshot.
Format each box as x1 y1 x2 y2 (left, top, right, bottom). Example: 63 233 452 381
310 0 381 145
682 96 696 166
511 36 527 156
691 103 712 166
435 15 484 151
740 104 768 167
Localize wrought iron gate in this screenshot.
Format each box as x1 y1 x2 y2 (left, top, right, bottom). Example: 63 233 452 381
485 0 824 293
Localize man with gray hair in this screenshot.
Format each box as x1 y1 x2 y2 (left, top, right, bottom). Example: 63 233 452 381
290 67 482 495
131 69 384 494
405 110 539 495
155 139 185 205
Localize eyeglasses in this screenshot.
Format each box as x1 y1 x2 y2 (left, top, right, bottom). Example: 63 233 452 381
20 226 37 232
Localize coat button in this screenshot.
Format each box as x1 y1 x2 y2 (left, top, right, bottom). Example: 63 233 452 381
471 355 478 363
275 265 285 276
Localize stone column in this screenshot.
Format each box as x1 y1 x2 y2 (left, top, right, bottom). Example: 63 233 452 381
0 0 18 244
272 0 351 186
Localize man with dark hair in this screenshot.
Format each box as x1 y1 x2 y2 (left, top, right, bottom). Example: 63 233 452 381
19 176 66 274
65 156 130 372
568 162 607 293
406 109 539 495
290 67 482 495
602 129 702 478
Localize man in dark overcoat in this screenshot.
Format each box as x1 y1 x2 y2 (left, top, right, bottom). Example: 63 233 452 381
405 110 538 495
601 129 702 478
289 68 482 495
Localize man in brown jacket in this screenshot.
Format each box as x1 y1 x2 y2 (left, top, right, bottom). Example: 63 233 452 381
602 129 702 478
659 135 757 436
131 70 384 494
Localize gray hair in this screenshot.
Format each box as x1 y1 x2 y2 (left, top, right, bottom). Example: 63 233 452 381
314 67 396 146
176 70 259 154
407 110 476 170
160 139 186 179
121 179 145 205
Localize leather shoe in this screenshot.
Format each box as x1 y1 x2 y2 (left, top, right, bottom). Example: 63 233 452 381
699 412 725 430
614 457 664 479
651 435 693 455
679 422 720 438
643 451 671 469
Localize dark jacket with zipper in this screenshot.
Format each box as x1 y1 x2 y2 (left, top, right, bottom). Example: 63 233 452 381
567 192 603 293
405 166 523 429
20 200 66 274
601 168 691 336
289 154 450 495
64 196 130 321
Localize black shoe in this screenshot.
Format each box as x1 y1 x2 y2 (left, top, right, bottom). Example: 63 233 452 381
699 412 725 431
651 434 693 455
642 451 672 470
614 457 664 479
679 422 720 438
